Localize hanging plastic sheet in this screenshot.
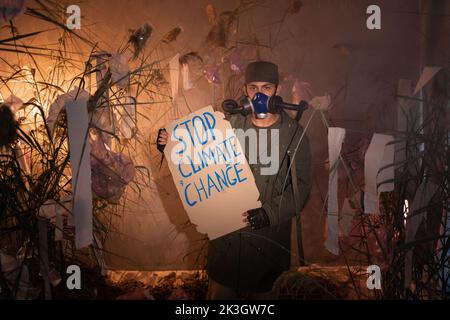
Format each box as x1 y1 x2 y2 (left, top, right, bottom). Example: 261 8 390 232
169 53 180 100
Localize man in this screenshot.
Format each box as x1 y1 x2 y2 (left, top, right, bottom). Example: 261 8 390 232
157 61 311 299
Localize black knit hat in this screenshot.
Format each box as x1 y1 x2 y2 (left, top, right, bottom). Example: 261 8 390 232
245 61 279 85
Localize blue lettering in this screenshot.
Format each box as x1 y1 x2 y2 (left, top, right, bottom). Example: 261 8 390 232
230 136 241 157
219 139 232 163
234 162 247 183
200 147 217 167
192 115 209 145
178 160 192 178
214 169 228 190
186 155 202 175
179 119 196 147
226 165 237 186
215 146 227 163
184 183 197 207
194 178 208 202
207 174 221 196
203 111 216 141
173 124 187 155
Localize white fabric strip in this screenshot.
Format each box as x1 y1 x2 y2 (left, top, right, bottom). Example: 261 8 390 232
364 134 394 214
325 127 346 255
66 97 93 249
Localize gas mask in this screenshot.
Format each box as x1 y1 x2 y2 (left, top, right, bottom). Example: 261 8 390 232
222 93 308 120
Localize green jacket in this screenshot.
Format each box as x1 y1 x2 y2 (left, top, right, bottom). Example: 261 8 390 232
207 110 312 293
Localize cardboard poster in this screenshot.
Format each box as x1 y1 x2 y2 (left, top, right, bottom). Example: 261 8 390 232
163 106 261 240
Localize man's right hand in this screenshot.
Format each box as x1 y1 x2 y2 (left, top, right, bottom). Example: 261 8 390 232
156 128 168 153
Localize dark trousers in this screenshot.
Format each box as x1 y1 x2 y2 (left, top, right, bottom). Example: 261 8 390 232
206 278 275 300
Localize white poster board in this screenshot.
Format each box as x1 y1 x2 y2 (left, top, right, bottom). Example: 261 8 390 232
163 106 261 240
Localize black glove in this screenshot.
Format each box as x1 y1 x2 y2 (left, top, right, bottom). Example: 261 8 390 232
156 128 167 153
247 208 270 230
